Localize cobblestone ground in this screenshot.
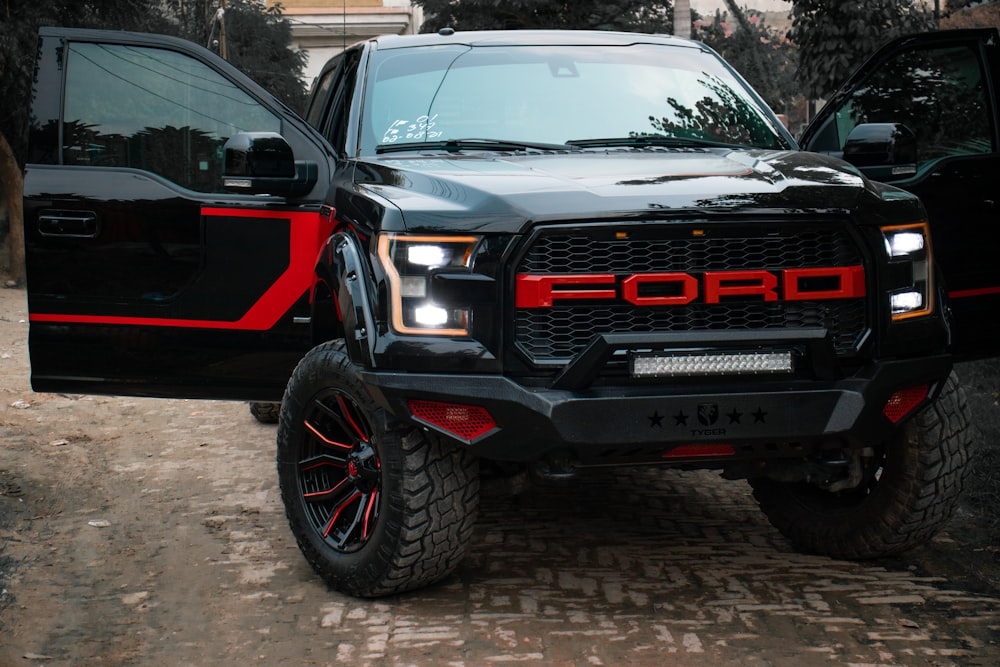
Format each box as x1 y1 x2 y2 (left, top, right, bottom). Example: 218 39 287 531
0 287 998 666
2 399 998 666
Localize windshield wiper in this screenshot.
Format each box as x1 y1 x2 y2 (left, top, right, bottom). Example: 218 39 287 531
376 138 578 155
566 136 742 149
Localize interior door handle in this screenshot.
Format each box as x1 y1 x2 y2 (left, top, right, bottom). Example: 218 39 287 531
38 210 99 237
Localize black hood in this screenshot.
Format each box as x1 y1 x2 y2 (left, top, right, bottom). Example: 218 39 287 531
354 148 887 233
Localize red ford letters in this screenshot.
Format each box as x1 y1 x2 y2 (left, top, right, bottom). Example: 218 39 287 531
515 266 866 308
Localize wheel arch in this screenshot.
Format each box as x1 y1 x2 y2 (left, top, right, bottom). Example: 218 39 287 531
311 231 379 368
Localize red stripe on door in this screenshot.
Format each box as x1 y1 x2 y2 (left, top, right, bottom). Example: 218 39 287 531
30 207 333 331
948 286 1000 299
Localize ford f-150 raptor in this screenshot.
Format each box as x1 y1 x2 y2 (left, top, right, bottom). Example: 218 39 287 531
23 27 971 597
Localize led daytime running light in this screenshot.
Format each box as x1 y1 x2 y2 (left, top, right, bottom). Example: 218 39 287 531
881 222 933 321
378 233 480 336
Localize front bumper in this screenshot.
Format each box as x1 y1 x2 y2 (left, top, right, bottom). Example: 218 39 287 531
360 353 953 464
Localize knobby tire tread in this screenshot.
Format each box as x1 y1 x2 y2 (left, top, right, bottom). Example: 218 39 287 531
249 401 281 424
750 371 971 559
277 340 479 597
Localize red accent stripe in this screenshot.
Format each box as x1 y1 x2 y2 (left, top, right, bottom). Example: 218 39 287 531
29 207 333 331
304 420 353 450
361 491 378 540
948 286 1000 299
304 478 350 499
323 491 362 538
300 460 346 473
337 395 369 444
662 444 736 459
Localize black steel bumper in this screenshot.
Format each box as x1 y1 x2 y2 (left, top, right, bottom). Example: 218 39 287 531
360 352 954 464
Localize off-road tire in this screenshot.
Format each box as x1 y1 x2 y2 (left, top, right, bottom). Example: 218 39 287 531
276 339 479 597
750 371 971 559
249 401 280 424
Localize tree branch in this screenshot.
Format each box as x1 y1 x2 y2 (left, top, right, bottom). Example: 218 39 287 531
0 133 25 285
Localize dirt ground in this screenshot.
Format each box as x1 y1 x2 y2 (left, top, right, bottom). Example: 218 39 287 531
0 285 998 666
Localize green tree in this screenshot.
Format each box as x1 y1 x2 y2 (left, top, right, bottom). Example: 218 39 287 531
695 2 796 115
647 73 780 147
413 0 674 33
790 0 936 100
164 0 307 113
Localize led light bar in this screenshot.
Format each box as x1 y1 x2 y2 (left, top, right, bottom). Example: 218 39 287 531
631 351 794 378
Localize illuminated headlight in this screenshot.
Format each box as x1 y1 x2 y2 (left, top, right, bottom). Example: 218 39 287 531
378 233 481 335
631 351 794 378
881 222 933 320
884 231 924 256
408 245 448 266
890 291 924 313
414 305 449 326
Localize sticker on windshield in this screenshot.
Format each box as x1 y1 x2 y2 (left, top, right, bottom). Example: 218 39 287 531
382 115 442 144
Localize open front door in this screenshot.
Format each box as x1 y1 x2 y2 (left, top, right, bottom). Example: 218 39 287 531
25 28 335 400
801 29 1000 357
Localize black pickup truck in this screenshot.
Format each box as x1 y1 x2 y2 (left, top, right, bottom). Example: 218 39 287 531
23 28 973 597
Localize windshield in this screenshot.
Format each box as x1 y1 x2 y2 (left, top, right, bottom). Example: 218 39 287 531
360 42 788 155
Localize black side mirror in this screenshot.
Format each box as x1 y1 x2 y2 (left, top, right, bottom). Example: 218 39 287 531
842 123 917 179
223 132 318 197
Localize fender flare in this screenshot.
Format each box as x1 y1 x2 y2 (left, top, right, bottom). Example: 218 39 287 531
313 231 379 368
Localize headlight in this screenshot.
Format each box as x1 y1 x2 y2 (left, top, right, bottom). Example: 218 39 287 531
377 233 481 335
881 222 932 320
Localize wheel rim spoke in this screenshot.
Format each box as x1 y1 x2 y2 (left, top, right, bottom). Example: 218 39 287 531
297 389 381 553
303 418 354 450
322 491 363 538
361 490 379 540
337 394 370 443
300 453 347 472
309 399 360 448
303 477 351 504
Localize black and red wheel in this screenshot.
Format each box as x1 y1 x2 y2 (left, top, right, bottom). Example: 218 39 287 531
276 340 479 597
294 388 381 552
751 371 971 559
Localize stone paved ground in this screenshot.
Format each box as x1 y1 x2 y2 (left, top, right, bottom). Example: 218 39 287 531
0 286 998 666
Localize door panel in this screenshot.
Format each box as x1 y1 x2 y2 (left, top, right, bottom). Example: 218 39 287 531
801 29 1000 357
25 28 335 400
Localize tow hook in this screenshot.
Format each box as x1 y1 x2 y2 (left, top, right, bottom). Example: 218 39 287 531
822 447 872 493
530 456 578 481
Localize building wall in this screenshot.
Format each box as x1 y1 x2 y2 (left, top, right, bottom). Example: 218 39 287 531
691 0 790 12
267 0 422 83
274 1 810 84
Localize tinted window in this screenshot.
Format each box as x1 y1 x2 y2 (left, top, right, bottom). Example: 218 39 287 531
824 44 993 169
305 61 338 130
323 49 362 153
361 43 787 154
62 42 279 192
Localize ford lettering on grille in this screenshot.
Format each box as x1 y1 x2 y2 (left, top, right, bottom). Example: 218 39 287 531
515 266 866 308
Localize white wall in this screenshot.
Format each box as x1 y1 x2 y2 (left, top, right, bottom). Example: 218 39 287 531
691 1 790 12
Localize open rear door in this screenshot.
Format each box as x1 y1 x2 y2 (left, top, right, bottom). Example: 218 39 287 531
25 28 335 400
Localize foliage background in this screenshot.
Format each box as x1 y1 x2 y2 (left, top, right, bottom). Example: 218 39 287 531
414 0 675 32
789 0 936 100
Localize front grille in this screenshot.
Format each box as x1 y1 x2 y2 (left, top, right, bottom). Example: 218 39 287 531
513 224 869 364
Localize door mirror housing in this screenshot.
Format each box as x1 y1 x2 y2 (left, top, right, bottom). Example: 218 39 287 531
223 132 318 197
842 123 917 179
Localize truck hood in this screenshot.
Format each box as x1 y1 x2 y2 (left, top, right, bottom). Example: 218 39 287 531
353 148 875 233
